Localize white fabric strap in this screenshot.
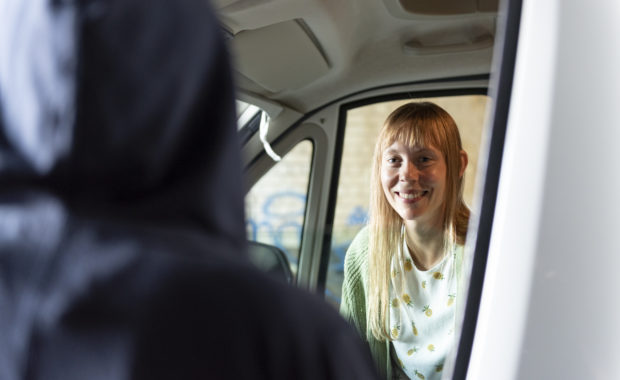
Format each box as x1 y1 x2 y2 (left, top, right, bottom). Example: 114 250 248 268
259 111 281 162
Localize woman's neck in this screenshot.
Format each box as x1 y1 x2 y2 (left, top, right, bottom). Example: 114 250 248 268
403 220 445 271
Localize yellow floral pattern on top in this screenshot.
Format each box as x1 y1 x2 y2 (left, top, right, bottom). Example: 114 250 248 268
404 258 414 271
403 293 413 306
423 305 432 317
388 231 460 380
447 294 456 306
391 324 401 339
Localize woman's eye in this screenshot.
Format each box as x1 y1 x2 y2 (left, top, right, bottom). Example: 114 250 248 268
418 156 432 164
387 157 400 164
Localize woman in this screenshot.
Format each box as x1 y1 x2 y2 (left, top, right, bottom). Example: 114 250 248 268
340 102 470 380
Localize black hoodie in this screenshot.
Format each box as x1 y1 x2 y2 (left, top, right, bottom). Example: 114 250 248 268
0 0 380 379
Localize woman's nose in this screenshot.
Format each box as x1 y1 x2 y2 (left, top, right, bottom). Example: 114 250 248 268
400 161 419 181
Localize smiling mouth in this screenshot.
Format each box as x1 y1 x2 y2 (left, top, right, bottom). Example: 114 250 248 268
396 190 428 201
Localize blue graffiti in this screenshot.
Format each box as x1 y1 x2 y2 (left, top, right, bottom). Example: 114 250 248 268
247 193 368 305
246 191 307 265
347 206 368 226
262 191 306 218
325 206 368 305
330 205 368 271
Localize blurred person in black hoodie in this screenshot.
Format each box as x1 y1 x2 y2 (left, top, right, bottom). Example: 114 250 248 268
0 0 380 379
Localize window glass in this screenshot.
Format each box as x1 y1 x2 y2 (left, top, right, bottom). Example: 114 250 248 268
245 140 313 278
325 95 490 308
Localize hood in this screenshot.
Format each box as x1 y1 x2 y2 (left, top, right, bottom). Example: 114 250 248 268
0 0 246 249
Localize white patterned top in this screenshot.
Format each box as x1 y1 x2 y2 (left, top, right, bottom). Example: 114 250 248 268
388 233 459 380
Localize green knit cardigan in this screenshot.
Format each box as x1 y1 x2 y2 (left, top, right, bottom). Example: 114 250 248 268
339 226 465 380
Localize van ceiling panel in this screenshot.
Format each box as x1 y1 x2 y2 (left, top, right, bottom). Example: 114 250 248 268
231 20 329 93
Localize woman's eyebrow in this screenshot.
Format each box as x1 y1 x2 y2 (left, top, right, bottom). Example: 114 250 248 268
415 147 437 155
383 148 400 155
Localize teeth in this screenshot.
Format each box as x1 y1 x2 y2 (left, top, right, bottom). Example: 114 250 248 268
400 192 424 199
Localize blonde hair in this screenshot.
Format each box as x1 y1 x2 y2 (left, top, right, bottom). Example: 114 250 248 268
366 102 470 341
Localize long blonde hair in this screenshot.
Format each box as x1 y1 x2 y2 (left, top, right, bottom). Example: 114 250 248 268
366 102 470 341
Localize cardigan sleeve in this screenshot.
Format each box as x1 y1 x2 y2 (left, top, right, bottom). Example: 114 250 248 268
339 226 391 380
340 226 370 338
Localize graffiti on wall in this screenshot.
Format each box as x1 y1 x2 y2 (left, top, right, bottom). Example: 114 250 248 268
246 191 306 266
246 190 368 305
246 191 368 267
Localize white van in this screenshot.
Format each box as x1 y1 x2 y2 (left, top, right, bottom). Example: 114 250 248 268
220 0 620 378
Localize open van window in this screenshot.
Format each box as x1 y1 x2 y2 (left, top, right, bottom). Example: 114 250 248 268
325 94 490 308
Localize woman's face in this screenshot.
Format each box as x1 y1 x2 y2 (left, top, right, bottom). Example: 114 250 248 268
380 140 447 227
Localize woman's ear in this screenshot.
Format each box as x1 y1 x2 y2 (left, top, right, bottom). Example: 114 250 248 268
459 150 468 178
